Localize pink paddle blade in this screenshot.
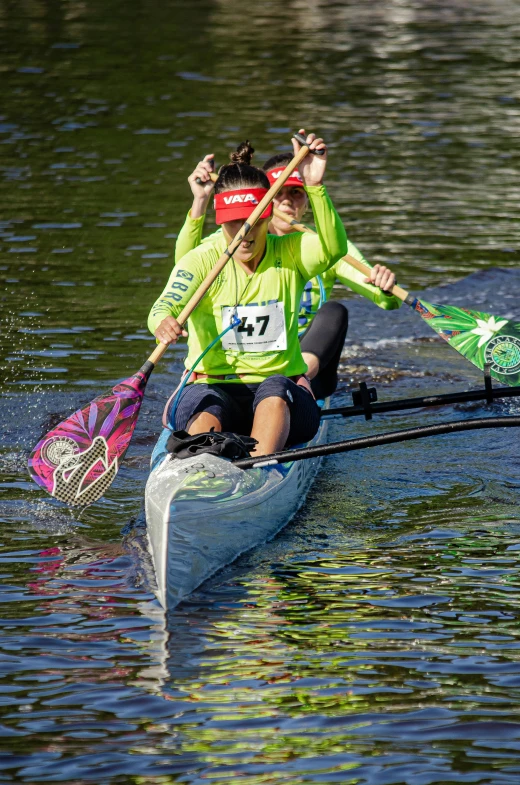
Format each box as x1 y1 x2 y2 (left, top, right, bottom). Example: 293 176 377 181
28 362 153 506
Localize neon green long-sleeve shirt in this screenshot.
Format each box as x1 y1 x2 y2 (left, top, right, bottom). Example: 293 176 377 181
148 185 348 383
173 205 402 335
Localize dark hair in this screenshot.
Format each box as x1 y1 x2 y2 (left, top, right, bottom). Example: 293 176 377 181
214 140 270 193
263 151 292 171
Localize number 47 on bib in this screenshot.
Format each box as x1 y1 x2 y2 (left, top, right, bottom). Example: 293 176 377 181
221 302 287 352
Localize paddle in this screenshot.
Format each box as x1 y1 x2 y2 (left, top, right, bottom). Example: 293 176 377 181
28 133 321 507
234 415 520 469
273 209 520 387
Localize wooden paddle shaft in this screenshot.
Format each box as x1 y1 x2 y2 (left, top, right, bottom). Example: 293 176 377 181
189 181 410 303
272 208 410 303
147 142 314 365
192 182 410 303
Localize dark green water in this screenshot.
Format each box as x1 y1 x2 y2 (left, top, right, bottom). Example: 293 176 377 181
1 1 520 782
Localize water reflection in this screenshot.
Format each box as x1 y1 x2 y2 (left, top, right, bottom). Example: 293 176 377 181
154 515 520 781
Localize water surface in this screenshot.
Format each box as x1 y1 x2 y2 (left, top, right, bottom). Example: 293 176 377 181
1 1 520 782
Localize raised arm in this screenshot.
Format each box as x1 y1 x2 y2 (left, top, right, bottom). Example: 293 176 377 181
297 185 348 277
174 154 215 263
288 130 348 279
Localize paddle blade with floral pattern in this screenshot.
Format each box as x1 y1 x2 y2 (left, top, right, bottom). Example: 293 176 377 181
407 299 520 386
341 253 520 387
28 362 153 507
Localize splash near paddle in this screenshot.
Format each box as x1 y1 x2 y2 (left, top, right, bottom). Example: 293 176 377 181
408 298 520 386
28 364 152 506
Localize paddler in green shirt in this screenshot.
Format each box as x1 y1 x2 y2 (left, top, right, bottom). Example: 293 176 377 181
173 151 401 400
148 131 347 457
264 152 401 398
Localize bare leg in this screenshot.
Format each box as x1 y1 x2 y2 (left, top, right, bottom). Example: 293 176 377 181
187 411 222 434
302 351 320 380
251 396 290 456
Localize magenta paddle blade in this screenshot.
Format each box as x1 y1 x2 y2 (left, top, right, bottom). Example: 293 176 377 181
28 362 153 506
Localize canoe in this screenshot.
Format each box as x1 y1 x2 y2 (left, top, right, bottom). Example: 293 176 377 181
145 406 328 609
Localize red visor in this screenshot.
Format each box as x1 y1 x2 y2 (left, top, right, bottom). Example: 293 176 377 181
214 188 273 225
266 166 304 187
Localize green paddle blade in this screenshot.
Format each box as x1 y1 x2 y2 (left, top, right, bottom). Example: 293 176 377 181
409 298 520 386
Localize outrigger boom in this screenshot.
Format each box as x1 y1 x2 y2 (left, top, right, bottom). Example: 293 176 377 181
235 415 520 470
324 370 520 421
235 369 520 469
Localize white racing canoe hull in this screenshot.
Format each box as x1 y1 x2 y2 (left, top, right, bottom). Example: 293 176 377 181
145 415 328 609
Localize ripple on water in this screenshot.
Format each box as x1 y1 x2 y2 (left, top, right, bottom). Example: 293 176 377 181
2 0 520 782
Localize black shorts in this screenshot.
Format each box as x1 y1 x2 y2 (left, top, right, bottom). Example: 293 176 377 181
300 300 349 399
170 375 321 447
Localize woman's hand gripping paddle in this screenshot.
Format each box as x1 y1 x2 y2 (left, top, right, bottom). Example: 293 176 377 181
274 209 520 387
28 133 324 507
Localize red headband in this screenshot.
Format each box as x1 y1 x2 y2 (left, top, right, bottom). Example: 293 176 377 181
214 188 273 225
266 166 304 187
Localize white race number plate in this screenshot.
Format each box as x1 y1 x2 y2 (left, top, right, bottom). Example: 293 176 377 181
221 302 287 352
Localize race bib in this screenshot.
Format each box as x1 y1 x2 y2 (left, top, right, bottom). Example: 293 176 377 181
221 302 287 352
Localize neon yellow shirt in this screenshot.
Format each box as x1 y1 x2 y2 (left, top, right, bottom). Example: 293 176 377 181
174 209 402 335
148 185 348 383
